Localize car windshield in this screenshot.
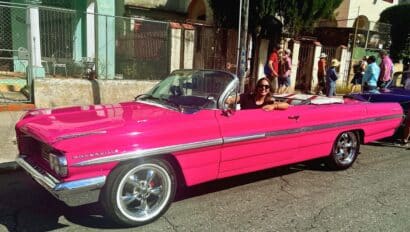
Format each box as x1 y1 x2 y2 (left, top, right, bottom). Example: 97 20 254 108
137 70 236 113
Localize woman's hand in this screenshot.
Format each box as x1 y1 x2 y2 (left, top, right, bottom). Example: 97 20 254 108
262 104 275 111
262 102 289 111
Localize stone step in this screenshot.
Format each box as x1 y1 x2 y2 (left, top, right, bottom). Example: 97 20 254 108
0 91 29 104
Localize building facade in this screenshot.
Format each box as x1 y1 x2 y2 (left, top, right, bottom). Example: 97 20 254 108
334 0 398 29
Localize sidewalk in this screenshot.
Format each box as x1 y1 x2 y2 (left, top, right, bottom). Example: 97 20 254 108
0 107 32 173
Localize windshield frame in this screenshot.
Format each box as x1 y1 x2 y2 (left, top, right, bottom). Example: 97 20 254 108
136 69 239 112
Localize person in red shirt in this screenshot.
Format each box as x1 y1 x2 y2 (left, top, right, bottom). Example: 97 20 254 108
278 49 292 94
317 53 327 95
264 45 281 93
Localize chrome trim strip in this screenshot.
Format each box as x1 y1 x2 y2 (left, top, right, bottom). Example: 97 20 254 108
266 128 302 137
54 176 106 192
224 114 403 144
16 156 106 206
218 77 239 109
56 131 107 142
16 156 56 189
74 138 223 167
136 99 177 111
224 133 265 144
73 113 402 166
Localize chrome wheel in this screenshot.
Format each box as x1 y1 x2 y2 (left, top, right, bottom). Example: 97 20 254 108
334 132 358 165
327 131 360 170
102 159 176 226
116 163 172 223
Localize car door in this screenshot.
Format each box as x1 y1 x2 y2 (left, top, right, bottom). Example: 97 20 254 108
215 107 302 179
291 103 368 160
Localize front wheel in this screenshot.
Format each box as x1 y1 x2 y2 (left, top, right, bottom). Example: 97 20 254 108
326 131 360 170
101 158 176 226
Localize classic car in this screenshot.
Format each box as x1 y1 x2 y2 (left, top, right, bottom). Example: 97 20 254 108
16 69 403 227
346 87 410 137
346 87 410 113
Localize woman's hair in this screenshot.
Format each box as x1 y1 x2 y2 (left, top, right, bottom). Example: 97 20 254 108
255 77 274 103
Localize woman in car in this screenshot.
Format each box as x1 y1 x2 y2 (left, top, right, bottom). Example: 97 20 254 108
227 77 289 111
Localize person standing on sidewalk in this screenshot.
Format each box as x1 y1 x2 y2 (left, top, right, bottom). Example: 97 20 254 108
378 50 394 89
326 59 340 97
350 56 367 93
278 48 292 94
264 45 281 93
363 56 380 93
317 53 327 95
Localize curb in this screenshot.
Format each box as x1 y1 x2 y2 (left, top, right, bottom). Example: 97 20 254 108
0 161 21 174
0 103 35 112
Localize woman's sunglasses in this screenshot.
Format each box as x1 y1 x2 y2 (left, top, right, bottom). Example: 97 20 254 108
257 84 270 90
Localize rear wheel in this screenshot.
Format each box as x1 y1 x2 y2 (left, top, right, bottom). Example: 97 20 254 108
327 131 360 170
101 158 176 226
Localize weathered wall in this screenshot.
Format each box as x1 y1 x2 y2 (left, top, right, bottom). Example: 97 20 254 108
125 0 189 13
34 78 158 108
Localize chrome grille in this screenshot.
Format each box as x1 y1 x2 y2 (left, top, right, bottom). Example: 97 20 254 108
25 156 48 176
41 143 51 162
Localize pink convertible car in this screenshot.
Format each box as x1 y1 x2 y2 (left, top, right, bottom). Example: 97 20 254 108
16 70 403 226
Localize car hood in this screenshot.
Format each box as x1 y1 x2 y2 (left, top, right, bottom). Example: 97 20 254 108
16 101 181 146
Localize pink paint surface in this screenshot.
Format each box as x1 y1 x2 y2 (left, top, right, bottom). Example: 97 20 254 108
16 100 403 186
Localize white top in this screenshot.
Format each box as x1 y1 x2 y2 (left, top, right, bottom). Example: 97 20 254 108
274 93 344 105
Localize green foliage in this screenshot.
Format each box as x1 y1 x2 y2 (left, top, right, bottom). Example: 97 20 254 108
208 0 276 34
208 0 343 36
380 4 410 61
276 0 343 36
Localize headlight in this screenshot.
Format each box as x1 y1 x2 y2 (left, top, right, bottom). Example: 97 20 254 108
49 153 68 177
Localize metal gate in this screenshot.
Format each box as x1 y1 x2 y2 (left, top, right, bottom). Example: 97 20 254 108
295 41 315 92
193 27 238 72
0 2 30 103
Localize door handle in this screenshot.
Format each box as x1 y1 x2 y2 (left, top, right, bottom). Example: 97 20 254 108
288 115 300 120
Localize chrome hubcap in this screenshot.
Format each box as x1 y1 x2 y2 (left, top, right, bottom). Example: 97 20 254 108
117 164 171 222
334 132 357 165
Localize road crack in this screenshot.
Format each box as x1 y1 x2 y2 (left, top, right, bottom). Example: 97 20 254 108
279 176 298 199
163 215 178 232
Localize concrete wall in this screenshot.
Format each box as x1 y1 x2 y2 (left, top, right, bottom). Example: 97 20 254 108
183 28 195 69
34 78 158 108
257 39 269 79
96 0 116 79
335 0 399 28
170 27 182 72
125 0 189 13
290 41 300 92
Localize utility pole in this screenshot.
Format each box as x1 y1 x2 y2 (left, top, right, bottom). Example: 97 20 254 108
236 0 249 93
350 7 360 89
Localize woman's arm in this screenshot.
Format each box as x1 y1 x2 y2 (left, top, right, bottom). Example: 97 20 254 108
262 101 289 111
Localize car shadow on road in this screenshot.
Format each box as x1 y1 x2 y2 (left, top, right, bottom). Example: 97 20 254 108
366 137 410 150
1 160 333 230
174 159 331 202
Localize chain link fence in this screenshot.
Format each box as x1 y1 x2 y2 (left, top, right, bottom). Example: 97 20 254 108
0 3 28 73
0 2 29 103
0 1 239 103
350 20 392 54
115 17 169 80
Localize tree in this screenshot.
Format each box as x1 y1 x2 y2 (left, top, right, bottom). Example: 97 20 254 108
380 4 410 61
208 0 343 37
209 0 277 38
276 0 342 36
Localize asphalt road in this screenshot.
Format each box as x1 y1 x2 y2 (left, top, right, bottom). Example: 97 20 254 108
0 141 409 232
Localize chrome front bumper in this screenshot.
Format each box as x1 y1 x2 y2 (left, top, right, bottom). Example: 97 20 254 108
16 156 106 206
